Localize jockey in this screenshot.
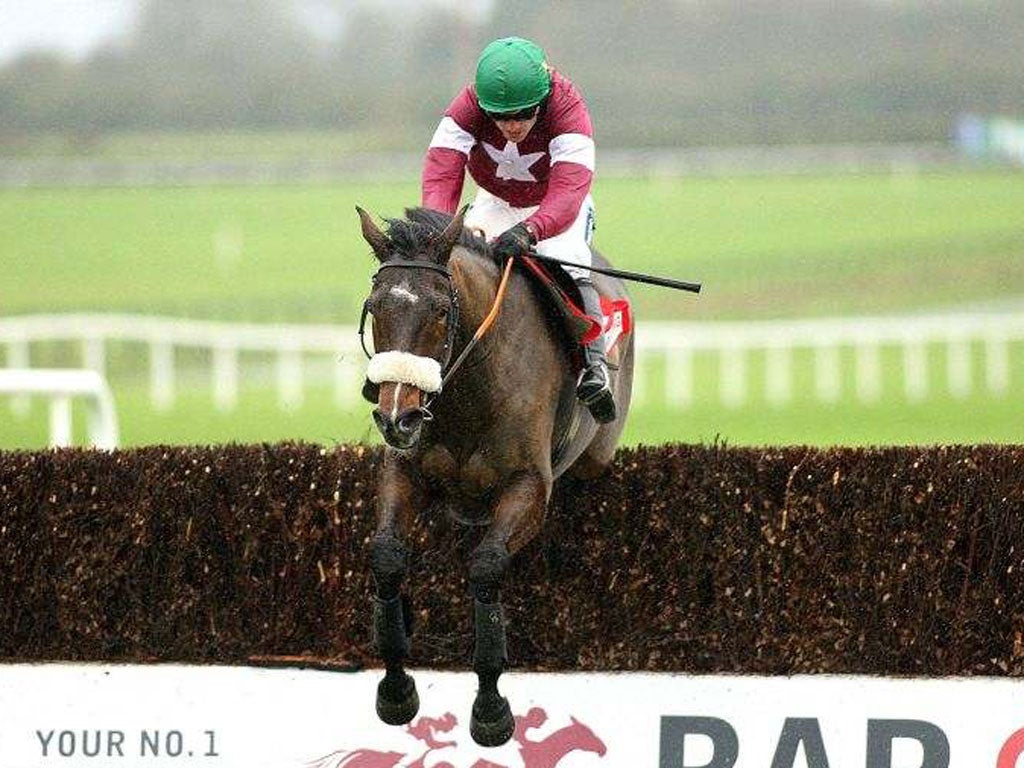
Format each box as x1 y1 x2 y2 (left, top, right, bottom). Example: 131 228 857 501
421 36 616 424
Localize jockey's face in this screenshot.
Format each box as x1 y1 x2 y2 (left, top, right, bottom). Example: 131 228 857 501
491 109 539 144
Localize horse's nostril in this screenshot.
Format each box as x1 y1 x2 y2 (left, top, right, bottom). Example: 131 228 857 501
397 411 424 435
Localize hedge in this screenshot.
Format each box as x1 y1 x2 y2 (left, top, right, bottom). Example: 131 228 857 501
1 443 1021 675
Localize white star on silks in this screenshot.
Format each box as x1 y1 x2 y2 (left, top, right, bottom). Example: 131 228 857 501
483 141 545 182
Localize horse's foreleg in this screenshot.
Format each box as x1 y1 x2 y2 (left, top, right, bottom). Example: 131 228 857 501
371 459 423 726
468 471 548 747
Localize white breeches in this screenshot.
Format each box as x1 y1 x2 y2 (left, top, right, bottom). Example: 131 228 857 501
465 188 595 278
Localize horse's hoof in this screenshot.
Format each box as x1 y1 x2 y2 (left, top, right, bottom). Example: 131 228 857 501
470 694 514 747
376 673 419 726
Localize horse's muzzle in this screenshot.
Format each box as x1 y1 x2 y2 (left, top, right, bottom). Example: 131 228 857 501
374 383 427 449
374 408 427 449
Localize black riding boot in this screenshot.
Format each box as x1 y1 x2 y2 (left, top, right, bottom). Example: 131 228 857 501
574 276 617 424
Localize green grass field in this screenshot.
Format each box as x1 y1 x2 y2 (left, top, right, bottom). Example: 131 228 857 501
4 171 1024 322
2 169 1023 449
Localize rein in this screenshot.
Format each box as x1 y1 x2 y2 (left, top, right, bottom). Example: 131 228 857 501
432 255 514 400
359 255 515 416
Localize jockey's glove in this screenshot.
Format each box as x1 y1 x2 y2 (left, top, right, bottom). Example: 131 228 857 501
492 222 536 261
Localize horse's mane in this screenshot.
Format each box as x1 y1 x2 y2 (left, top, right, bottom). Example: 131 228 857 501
383 207 492 261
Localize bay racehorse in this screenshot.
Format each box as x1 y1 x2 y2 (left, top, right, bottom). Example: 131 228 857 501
356 205 633 747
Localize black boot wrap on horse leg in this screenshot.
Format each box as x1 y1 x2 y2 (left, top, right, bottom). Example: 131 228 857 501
372 595 419 725
372 594 411 660
574 276 617 424
370 531 408 600
470 598 514 747
472 599 508 673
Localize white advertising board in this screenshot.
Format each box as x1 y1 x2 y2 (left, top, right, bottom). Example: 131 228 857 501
0 665 1022 768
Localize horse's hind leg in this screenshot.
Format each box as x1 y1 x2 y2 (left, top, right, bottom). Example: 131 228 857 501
371 457 424 725
468 470 549 747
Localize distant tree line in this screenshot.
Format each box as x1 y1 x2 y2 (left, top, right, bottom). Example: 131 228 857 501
2 0 1022 147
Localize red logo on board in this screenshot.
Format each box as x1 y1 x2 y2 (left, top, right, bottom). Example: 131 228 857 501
308 707 607 768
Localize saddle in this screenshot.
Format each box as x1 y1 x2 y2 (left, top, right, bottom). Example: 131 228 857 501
517 254 632 370
516 254 632 472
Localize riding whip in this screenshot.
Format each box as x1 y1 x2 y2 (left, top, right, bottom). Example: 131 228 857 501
526 249 702 294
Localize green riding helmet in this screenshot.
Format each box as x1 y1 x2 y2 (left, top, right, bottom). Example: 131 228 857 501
475 37 552 115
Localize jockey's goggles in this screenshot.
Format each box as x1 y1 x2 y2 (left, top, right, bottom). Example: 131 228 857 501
483 104 539 122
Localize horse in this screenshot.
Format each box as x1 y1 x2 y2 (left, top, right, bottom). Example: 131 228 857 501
356 204 634 747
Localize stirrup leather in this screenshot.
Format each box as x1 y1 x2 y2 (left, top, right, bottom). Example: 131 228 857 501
574 276 617 424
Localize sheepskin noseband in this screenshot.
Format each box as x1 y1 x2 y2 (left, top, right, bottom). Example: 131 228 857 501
367 351 443 393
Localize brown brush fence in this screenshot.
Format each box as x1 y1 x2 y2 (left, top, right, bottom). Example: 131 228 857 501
1 443 1022 675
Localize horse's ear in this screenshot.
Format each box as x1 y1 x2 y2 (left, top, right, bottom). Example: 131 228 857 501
433 204 469 263
356 206 390 261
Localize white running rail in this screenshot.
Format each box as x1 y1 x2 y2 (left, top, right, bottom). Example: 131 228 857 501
636 314 1024 407
0 369 119 448
0 314 361 413
1 312 1022 413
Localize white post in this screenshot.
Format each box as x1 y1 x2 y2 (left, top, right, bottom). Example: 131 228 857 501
277 348 303 410
666 348 694 409
720 345 747 408
86 382 120 449
150 341 175 411
335 357 360 409
984 334 1010 396
946 336 972 399
764 346 792 407
213 343 239 411
902 341 928 402
814 345 841 403
82 336 106 375
49 395 73 447
855 343 882 403
630 350 647 409
8 339 30 418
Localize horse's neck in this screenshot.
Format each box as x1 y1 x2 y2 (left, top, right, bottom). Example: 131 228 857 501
431 250 505 425
451 249 500 334
428 249 571 469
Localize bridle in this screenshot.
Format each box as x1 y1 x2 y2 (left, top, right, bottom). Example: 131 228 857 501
358 254 514 418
